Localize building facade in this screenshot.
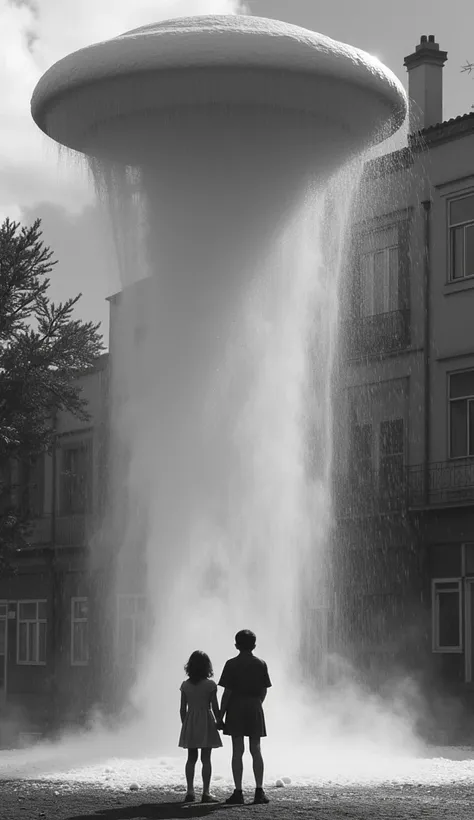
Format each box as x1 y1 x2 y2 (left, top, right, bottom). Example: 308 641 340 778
0 357 113 745
333 36 474 725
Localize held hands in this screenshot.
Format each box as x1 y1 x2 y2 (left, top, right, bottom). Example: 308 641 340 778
216 720 225 731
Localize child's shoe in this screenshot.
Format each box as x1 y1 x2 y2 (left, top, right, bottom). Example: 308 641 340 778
183 792 196 803
201 793 219 803
225 789 245 804
253 787 270 804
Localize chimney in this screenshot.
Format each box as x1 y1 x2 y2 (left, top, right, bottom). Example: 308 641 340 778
404 35 447 133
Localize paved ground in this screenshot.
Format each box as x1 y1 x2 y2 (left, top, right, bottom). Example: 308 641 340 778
2 780 474 820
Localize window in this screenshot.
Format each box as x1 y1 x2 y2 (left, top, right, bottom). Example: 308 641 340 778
464 543 474 576
0 603 7 691
350 423 373 482
449 194 474 281
60 442 92 514
0 608 5 659
71 598 89 666
0 461 12 509
117 594 146 667
432 580 462 652
21 456 44 517
17 601 47 665
380 418 404 491
449 370 474 458
359 226 400 317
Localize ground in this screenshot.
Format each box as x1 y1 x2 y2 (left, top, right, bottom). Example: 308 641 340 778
2 780 474 820
2 741 474 820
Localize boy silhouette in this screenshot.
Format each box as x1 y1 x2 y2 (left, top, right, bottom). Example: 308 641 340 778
218 629 271 805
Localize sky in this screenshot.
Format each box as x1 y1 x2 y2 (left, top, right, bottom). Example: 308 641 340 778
1 0 473 342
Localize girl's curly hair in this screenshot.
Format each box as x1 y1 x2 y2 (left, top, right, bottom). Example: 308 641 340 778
185 650 214 685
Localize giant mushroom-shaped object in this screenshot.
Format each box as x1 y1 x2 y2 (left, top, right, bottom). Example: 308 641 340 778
31 15 406 159
31 16 407 284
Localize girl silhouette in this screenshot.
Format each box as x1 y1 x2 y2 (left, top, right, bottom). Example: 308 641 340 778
179 650 223 803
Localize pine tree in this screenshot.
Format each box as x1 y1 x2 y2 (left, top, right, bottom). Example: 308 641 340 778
0 217 104 563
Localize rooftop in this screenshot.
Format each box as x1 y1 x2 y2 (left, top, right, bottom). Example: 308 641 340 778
364 110 474 180
416 110 474 145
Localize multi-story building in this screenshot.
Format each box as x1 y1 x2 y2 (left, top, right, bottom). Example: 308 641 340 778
333 36 474 721
0 292 149 746
0 356 109 744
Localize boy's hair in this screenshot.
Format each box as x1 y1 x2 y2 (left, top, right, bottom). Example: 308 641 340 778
185 650 214 684
235 629 257 651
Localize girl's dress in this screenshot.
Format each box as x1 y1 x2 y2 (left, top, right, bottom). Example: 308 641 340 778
179 678 223 750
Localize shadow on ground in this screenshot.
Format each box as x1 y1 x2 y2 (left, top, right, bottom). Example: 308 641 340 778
67 802 235 820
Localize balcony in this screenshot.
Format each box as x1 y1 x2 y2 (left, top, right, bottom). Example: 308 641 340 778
27 514 92 547
334 471 407 519
345 309 410 359
408 460 474 509
335 460 474 518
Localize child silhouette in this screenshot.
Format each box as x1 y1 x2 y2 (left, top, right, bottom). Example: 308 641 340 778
218 629 271 805
179 650 222 803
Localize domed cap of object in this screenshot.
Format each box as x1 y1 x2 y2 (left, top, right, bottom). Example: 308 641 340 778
31 15 407 155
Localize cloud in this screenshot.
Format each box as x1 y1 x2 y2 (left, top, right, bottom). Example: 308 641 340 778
0 0 249 220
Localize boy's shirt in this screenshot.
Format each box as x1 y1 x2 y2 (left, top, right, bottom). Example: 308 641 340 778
218 653 271 699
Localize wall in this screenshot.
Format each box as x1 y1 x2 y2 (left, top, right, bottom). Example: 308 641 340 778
427 134 474 463
29 356 109 550
337 127 474 472
334 120 474 701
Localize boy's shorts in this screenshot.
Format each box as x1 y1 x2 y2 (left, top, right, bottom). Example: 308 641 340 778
223 695 267 738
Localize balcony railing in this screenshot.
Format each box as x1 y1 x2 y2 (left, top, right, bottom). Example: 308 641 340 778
27 514 91 547
334 471 407 518
335 460 474 517
408 460 474 509
345 309 410 359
